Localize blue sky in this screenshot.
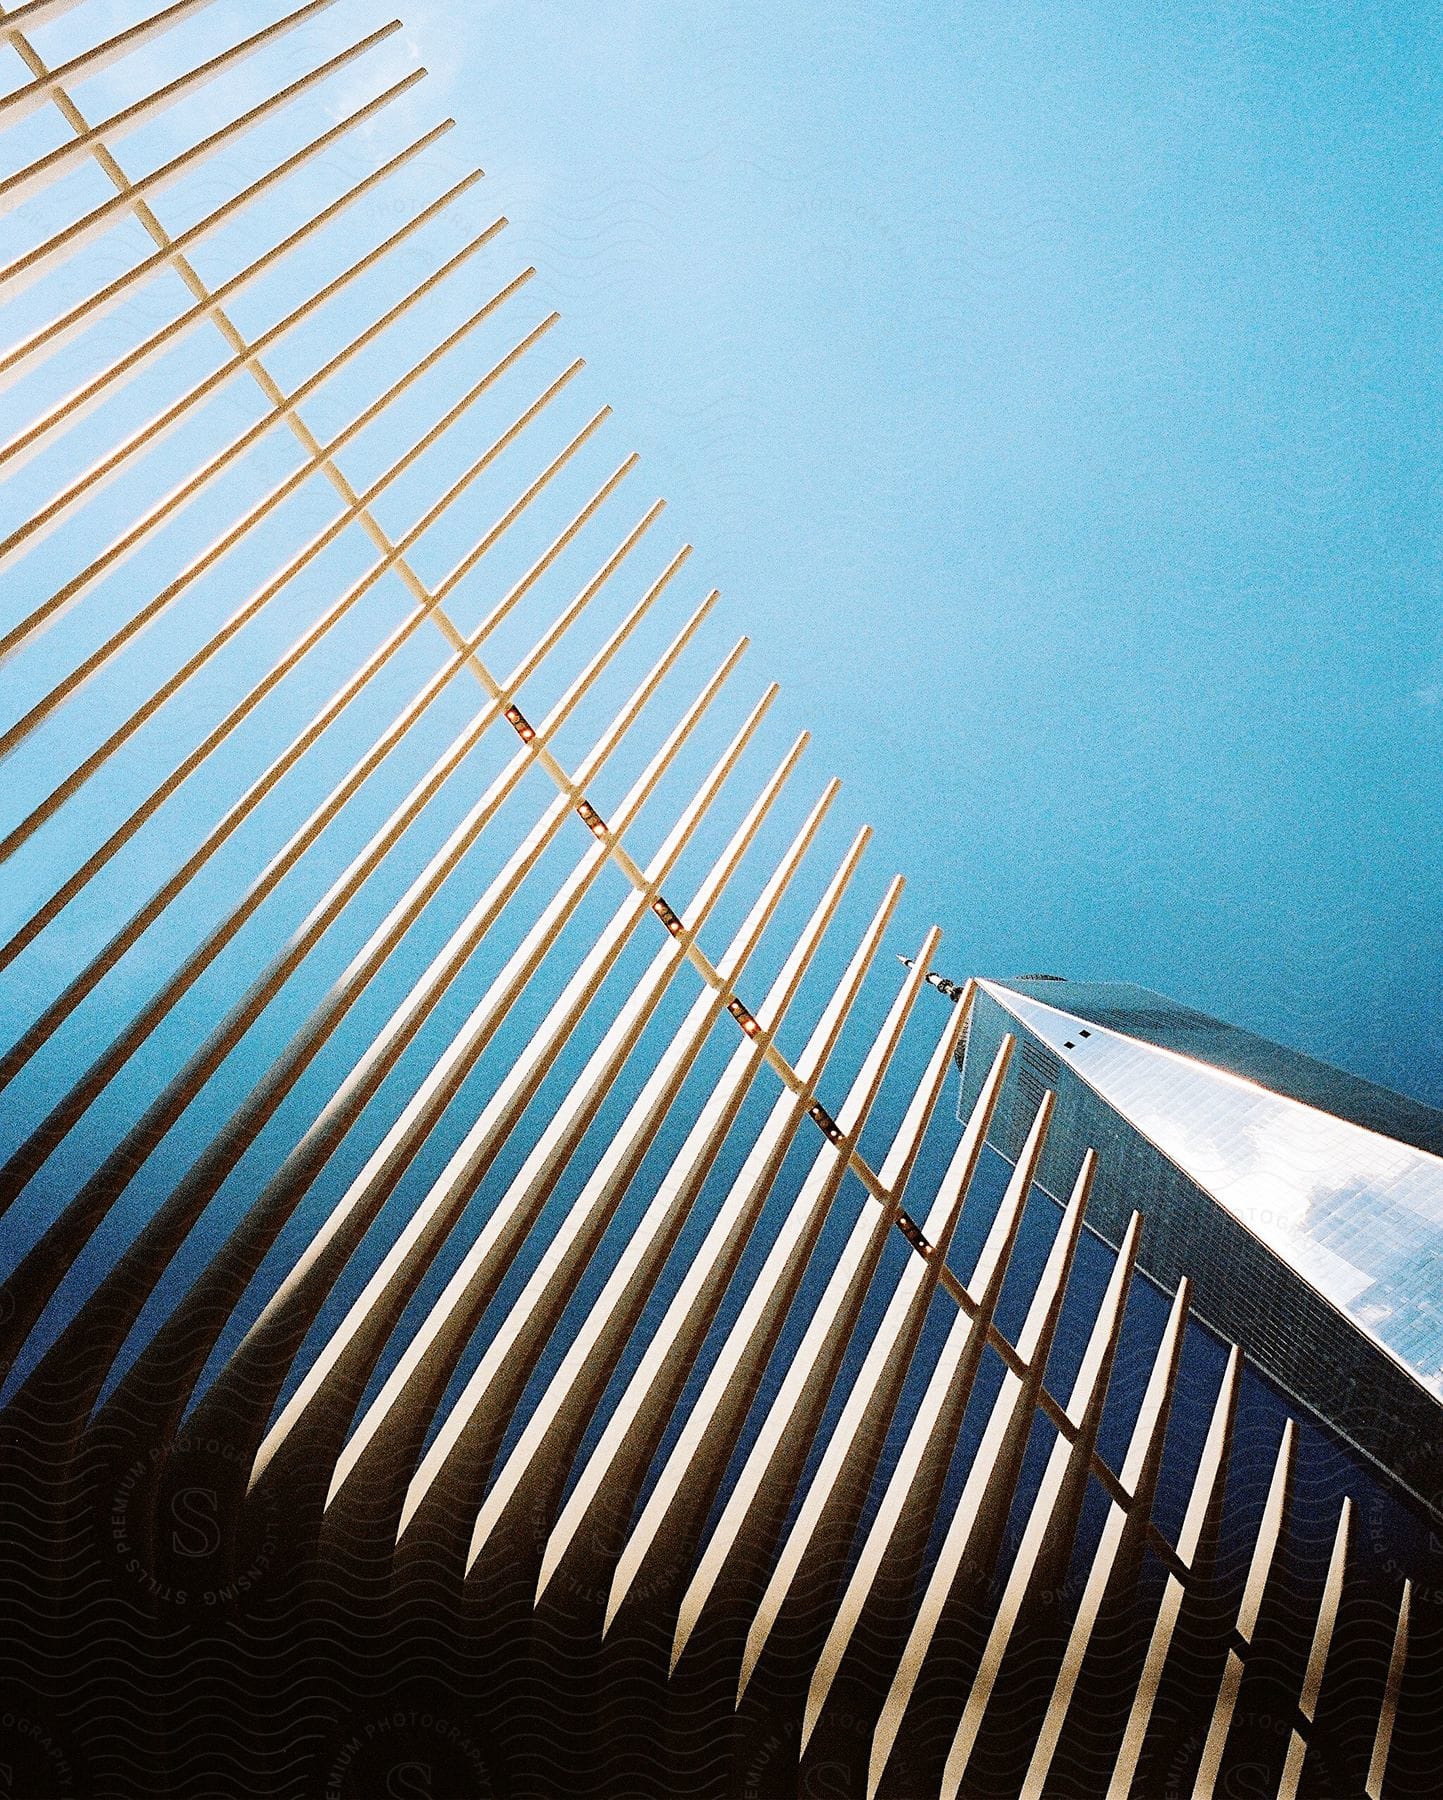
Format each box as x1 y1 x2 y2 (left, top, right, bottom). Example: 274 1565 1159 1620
0 0 1438 1130
393 0 1443 1104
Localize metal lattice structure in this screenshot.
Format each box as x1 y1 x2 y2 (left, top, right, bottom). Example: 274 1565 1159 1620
0 5 1429 1795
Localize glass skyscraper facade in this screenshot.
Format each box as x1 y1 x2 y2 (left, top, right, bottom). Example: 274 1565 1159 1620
958 977 1443 1517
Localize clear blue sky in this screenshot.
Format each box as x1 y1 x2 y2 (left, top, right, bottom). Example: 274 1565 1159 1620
2 1 1438 1114
400 0 1443 1104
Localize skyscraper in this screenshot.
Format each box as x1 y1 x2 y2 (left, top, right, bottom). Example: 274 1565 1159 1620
957 977 1443 1516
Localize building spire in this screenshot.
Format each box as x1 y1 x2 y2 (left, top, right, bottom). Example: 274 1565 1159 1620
896 952 965 1002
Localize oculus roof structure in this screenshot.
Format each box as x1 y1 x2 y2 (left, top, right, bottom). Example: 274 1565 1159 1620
0 3 1437 1796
